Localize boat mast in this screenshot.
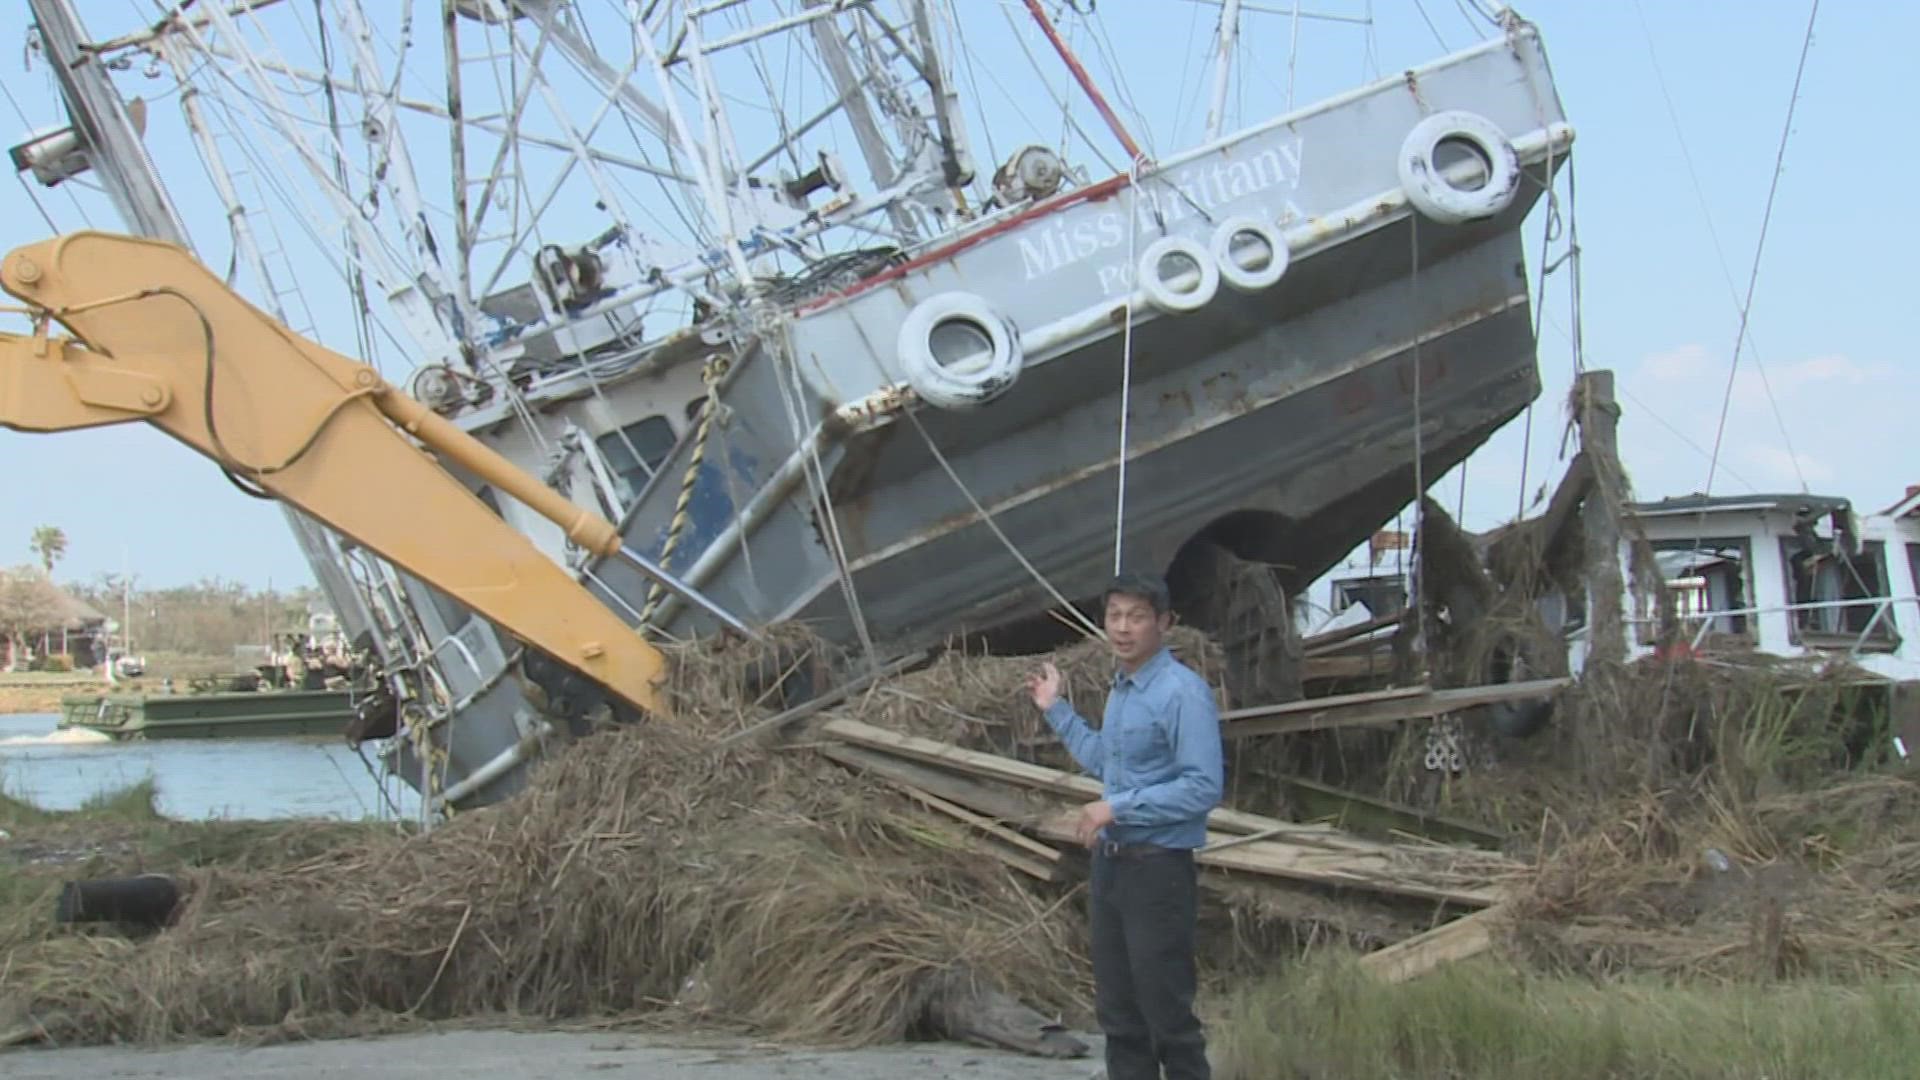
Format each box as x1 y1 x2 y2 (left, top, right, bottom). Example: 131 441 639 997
805 2 913 236
163 2 466 370
909 0 976 209
1205 0 1242 140
442 0 471 306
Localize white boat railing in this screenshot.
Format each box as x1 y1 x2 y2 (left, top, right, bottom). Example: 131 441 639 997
1622 595 1919 660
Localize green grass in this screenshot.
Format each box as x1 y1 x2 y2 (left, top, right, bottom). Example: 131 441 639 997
1212 952 1920 1080
0 777 162 829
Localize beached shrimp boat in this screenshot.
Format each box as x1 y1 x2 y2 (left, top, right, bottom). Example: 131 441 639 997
15 0 1571 810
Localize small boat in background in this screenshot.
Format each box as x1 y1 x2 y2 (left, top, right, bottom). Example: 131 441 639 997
57 687 356 741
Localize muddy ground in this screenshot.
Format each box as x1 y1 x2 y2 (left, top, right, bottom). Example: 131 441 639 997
6 1029 1109 1079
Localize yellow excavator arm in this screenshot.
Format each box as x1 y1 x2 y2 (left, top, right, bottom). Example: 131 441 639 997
0 231 734 715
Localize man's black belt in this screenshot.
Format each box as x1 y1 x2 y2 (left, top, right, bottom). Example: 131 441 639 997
1096 839 1191 858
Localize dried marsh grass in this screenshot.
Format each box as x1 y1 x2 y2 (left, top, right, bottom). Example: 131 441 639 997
2 631 1090 1047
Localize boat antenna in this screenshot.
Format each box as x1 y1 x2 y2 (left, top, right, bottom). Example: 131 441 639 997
1018 0 1147 166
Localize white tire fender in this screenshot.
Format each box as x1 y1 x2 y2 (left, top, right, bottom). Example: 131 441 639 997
1137 235 1220 313
1209 215 1290 293
1397 110 1521 225
894 291 1023 410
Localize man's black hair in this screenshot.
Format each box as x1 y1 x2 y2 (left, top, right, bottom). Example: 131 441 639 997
1102 571 1170 615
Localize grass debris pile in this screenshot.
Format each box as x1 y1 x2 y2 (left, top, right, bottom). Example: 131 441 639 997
2 631 1090 1047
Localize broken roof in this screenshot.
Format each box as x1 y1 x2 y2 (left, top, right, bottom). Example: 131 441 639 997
1627 492 1852 520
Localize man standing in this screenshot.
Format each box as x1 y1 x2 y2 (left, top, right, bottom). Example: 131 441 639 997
1026 572 1223 1080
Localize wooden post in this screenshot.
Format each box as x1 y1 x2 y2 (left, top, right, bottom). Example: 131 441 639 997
1575 370 1627 664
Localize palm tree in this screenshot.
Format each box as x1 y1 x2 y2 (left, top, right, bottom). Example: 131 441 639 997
29 526 67 575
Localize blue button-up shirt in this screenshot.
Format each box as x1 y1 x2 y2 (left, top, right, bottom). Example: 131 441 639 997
1042 646 1224 849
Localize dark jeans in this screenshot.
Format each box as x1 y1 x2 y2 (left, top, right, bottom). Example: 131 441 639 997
1090 845 1208 1080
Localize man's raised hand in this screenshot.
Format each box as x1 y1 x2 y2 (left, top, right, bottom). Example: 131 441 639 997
1025 661 1062 711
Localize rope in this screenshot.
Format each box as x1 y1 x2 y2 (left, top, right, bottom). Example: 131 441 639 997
904 409 1104 641
636 355 728 626
1114 155 1143 574
763 325 879 668
1515 140 1564 520
407 709 451 824
1408 213 1430 672
1701 0 1821 499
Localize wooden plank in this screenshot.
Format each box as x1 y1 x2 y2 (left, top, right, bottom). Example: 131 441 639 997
1198 824 1295 854
819 743 1060 827
1199 838 1503 907
714 650 928 748
974 838 1061 882
1302 654 1395 681
823 747 1066 882
1273 774 1506 849
1358 905 1504 982
1222 678 1572 739
1031 808 1506 907
1222 683 1427 723
821 734 1513 907
817 718 1379 851
1301 610 1405 656
893 781 1064 865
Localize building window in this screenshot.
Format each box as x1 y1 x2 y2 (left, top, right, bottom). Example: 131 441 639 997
595 415 677 502
1779 537 1898 651
1642 538 1753 646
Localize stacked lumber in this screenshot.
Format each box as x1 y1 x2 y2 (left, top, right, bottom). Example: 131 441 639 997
796 715 1523 978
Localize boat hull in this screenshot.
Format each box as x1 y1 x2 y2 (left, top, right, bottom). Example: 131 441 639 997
389 25 1574 809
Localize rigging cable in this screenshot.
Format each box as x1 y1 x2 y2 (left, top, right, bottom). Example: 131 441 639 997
995 2 1123 178
766 327 880 669
1114 155 1141 574
1407 214 1430 673
313 0 378 366
2 75 94 228
1702 0 1820 499
1513 132 1564 520
1631 0 1806 494
1410 0 1450 51
905 408 1104 641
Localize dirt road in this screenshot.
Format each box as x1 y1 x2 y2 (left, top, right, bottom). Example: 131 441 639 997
6 1030 1107 1079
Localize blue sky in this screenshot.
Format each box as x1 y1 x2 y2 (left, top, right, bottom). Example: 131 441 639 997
0 0 1911 589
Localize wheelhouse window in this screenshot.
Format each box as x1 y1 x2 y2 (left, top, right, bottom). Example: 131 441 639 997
1331 574 1407 617
1779 537 1899 651
1639 538 1752 646
1909 544 1920 611
595 415 676 503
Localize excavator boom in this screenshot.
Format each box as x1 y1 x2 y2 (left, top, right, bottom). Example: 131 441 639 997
0 231 688 714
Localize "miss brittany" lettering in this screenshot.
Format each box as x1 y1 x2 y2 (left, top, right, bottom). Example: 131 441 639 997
1015 135 1306 295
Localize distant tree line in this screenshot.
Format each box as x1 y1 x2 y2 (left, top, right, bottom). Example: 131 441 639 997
1 526 328 665
68 575 327 659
